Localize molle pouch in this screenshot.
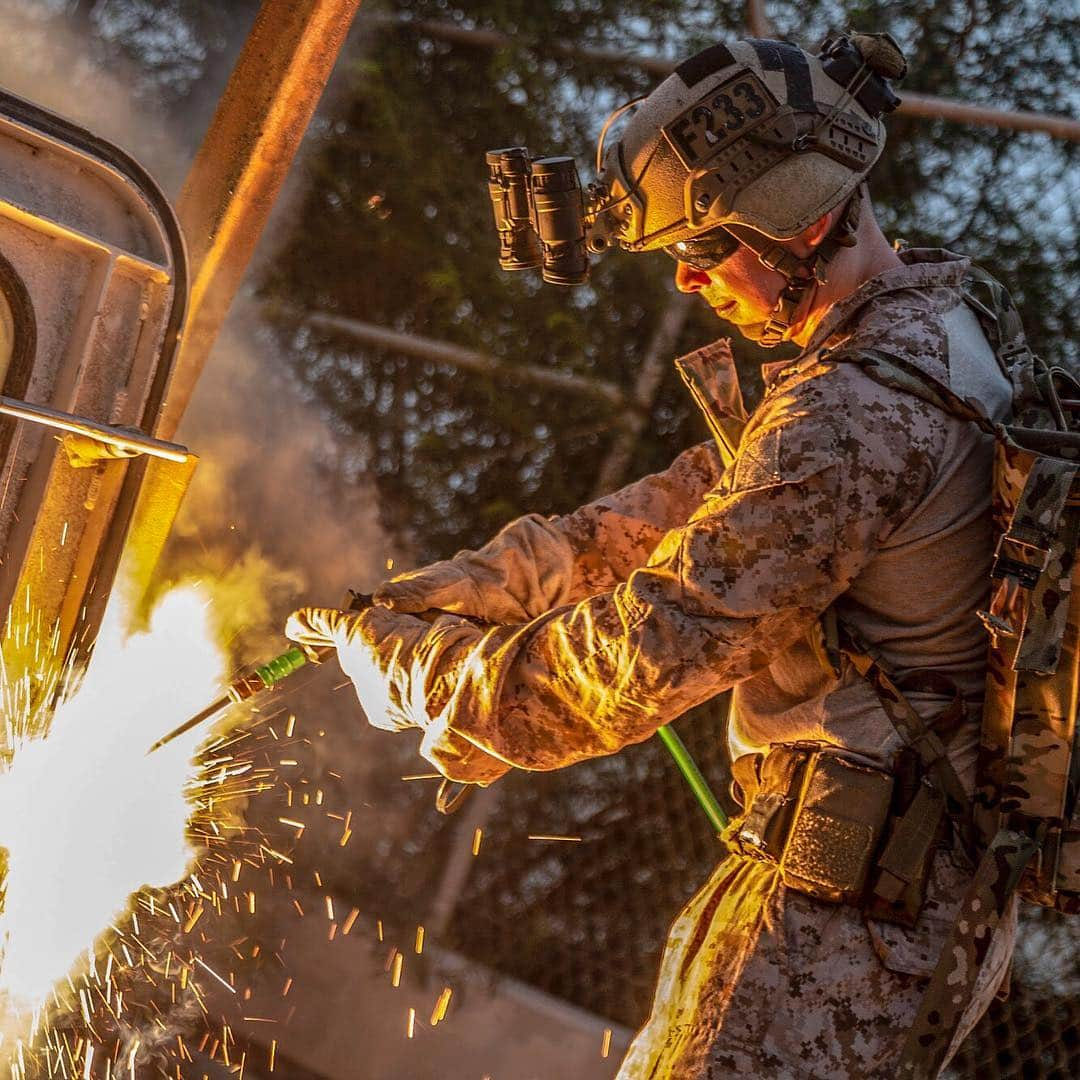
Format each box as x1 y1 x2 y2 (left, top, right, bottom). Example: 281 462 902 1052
867 780 946 927
780 753 894 905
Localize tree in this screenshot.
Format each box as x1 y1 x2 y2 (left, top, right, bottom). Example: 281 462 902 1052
262 0 769 561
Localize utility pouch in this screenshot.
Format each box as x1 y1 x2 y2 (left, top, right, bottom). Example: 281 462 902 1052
779 752 895 905
866 780 946 927
733 747 895 906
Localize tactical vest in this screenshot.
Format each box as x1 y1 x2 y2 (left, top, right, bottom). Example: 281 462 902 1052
830 267 1080 1078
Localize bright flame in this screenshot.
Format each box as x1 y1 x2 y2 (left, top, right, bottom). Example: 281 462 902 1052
0 585 226 1009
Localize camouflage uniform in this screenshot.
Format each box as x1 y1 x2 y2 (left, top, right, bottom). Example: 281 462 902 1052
303 249 1017 1076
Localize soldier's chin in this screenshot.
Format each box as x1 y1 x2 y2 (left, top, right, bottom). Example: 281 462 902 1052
735 320 771 342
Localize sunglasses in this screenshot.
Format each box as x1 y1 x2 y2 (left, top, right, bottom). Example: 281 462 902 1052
662 226 741 271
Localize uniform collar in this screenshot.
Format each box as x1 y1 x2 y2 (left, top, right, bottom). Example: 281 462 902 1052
803 248 971 356
757 249 971 390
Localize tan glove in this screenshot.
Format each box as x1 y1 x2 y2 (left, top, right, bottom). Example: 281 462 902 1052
372 513 573 623
284 604 480 732
285 604 509 784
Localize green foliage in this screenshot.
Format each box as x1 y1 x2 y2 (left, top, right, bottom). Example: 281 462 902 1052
769 0 1078 361
262 0 754 560
261 0 1076 561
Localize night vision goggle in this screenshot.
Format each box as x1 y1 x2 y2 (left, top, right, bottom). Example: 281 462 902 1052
485 145 742 285
484 147 609 286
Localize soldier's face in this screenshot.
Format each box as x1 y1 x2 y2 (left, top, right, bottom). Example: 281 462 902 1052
673 243 796 342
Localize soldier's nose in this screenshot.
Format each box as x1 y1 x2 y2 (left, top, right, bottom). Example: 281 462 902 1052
675 261 710 293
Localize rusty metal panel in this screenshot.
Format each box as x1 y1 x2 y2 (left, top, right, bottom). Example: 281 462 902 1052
158 0 363 440
0 90 187 684
0 0 363 691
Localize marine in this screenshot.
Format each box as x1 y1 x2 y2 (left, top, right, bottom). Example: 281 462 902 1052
287 32 1022 1077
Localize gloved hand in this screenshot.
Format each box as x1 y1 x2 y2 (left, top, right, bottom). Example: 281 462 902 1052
373 559 490 620
373 513 573 623
284 604 482 733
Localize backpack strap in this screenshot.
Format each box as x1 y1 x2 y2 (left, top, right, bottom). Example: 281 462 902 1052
896 825 1039 1078
962 264 1030 361
961 265 1056 426
826 346 998 435
838 627 978 865
1001 455 1080 674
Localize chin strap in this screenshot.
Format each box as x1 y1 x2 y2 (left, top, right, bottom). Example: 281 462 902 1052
727 189 862 347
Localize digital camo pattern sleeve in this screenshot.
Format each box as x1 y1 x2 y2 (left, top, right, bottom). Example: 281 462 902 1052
373 441 726 623
419 360 946 778
553 440 726 597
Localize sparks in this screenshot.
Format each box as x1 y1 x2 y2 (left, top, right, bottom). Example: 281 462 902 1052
0 586 226 1009
193 958 235 996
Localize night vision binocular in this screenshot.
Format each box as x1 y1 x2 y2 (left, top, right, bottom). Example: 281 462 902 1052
485 147 611 286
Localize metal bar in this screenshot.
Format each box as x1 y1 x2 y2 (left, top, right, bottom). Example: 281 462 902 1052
0 395 190 462
306 311 627 407
362 11 675 76
897 91 1080 140
745 0 774 39
363 12 1080 142
157 0 364 441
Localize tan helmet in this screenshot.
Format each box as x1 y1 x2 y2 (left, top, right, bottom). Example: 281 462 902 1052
590 33 906 254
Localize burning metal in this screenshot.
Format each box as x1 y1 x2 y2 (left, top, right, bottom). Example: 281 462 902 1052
0 585 224 1011
0 583 287 1077
0 577 463 1078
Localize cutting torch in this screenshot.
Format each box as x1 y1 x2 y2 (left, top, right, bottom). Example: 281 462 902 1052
145 641 333 753
147 591 727 828
146 591 473 813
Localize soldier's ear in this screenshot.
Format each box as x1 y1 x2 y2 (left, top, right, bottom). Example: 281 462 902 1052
799 210 838 251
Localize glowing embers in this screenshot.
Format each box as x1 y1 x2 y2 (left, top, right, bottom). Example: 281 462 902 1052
0 585 225 1009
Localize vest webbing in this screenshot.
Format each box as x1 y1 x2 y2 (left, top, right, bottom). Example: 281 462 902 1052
827 281 1065 1077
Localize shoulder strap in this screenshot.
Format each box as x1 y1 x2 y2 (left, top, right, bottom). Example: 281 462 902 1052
962 264 1029 359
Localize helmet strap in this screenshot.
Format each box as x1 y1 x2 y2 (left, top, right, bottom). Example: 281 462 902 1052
726 189 862 347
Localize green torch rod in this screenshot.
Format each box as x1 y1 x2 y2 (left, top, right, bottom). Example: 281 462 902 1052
656 725 729 833
148 590 373 755
146 645 327 754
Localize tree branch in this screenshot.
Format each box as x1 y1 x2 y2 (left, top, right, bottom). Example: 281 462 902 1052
304 311 628 409
361 11 1080 142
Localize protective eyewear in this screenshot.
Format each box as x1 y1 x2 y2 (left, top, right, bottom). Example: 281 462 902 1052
663 226 740 271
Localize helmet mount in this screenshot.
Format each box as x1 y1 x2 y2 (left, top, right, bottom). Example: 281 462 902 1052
482 31 903 325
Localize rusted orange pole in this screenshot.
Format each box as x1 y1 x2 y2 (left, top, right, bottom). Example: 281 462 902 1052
157 0 363 441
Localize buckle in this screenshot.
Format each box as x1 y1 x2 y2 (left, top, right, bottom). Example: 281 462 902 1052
991 532 1050 589
758 243 788 272
735 791 787 862
760 317 788 347
997 341 1033 366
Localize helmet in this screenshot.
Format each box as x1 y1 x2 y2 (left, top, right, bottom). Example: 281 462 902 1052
591 33 906 254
